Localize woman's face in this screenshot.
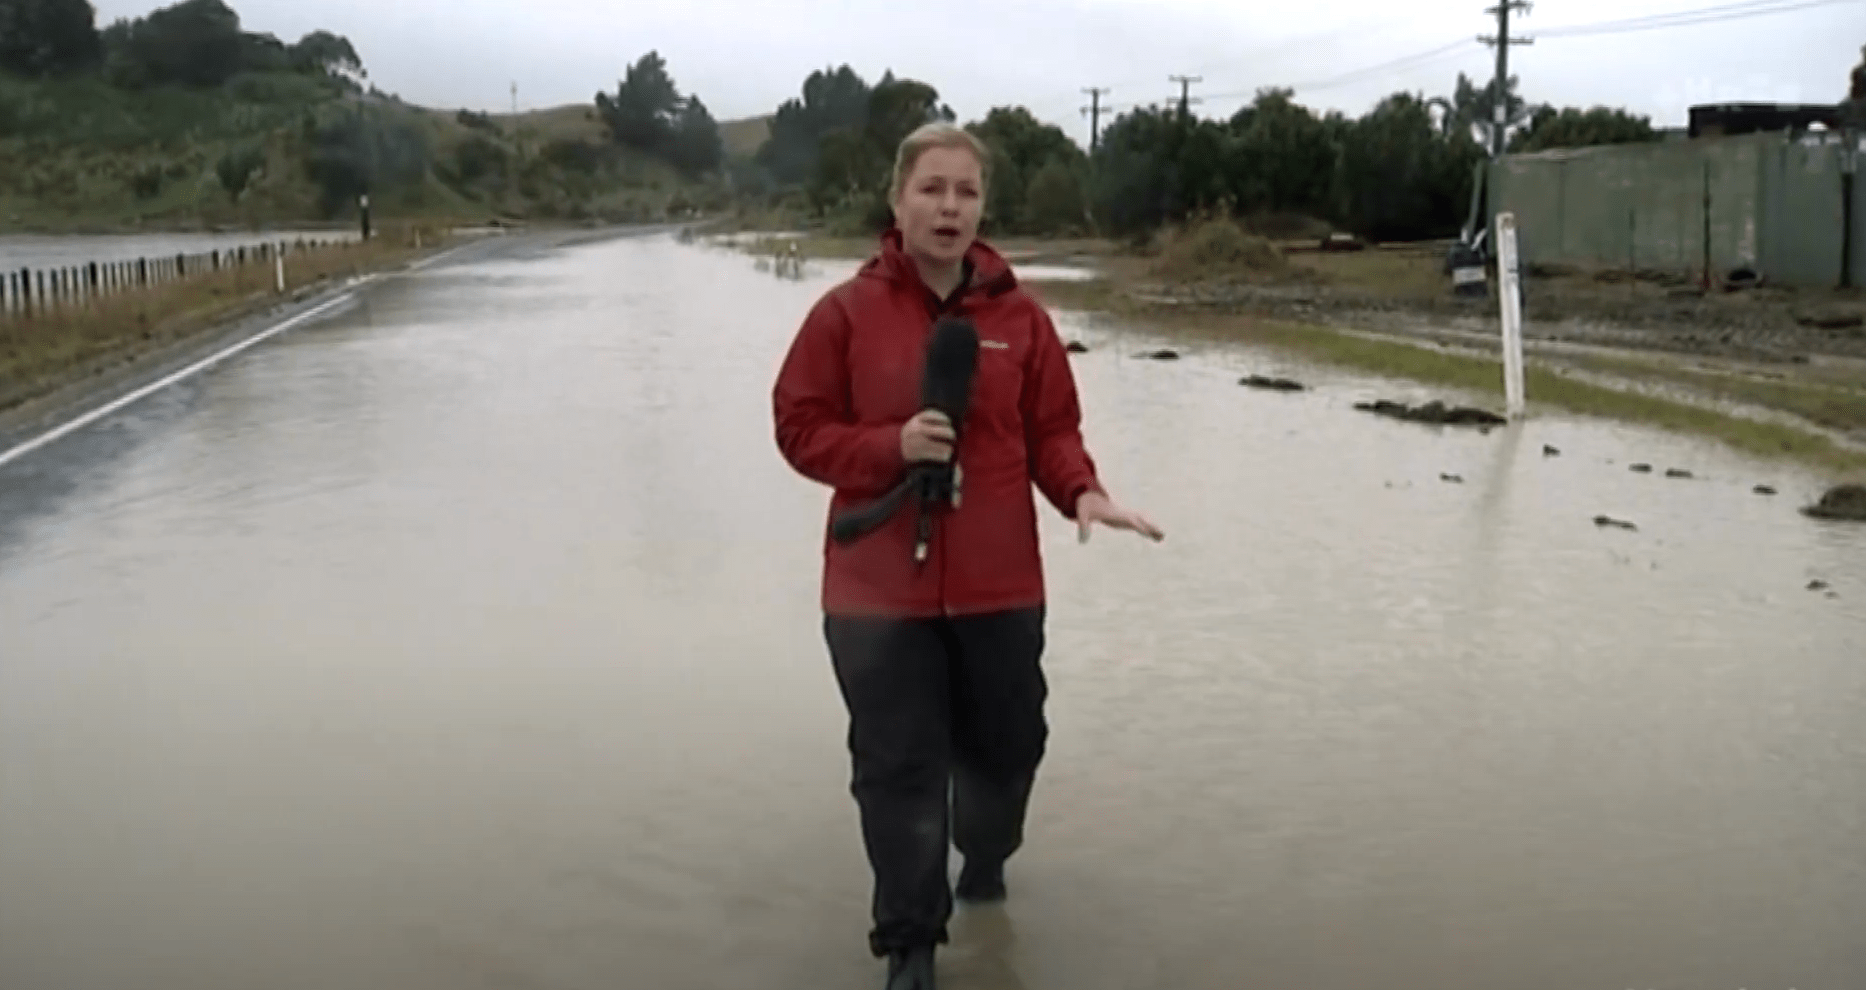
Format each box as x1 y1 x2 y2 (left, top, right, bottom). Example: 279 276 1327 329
893 146 984 270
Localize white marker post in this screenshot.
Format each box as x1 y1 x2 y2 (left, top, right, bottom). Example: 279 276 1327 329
1495 211 1527 420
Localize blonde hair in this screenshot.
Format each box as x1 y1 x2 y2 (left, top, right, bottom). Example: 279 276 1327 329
890 122 991 202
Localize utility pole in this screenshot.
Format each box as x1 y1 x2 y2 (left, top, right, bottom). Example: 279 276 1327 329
1168 74 1202 122
1478 2 1533 157
1081 87 1110 153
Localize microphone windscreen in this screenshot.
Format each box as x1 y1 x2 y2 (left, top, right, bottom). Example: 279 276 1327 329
919 316 979 431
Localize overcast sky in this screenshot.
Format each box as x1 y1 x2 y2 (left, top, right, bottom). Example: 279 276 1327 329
95 0 1861 145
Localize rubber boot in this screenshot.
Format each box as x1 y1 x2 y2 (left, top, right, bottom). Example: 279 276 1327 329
955 859 1006 904
885 945 937 990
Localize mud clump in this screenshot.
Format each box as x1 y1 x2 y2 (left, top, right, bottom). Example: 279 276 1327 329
1241 375 1306 392
1802 484 1866 521
1353 399 1507 428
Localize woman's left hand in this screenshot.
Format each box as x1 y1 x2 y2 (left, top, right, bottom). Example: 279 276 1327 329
1075 491 1165 544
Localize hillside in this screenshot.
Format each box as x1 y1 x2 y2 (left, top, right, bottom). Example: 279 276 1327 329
719 115 770 160
0 72 729 233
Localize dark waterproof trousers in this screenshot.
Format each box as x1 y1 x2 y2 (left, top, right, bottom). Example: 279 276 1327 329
823 606 1050 958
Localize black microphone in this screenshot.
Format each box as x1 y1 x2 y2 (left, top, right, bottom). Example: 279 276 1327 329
919 315 979 446
829 317 979 552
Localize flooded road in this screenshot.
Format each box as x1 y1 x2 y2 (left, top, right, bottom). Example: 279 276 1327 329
2 230 1863 990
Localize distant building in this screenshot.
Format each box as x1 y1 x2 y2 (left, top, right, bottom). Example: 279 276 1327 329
1687 103 1844 139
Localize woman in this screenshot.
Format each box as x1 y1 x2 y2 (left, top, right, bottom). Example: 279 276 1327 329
771 122 1163 990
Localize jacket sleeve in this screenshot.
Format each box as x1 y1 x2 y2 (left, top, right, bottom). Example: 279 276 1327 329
772 294 906 494
1021 304 1104 520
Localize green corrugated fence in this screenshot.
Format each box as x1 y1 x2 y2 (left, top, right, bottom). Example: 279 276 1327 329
1490 130 1860 290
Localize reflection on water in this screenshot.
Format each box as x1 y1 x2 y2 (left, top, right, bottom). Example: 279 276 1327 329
1 232 1863 990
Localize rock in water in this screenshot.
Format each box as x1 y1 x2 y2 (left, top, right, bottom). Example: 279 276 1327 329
1808 579 1830 591
1630 464 1654 474
1802 484 1866 521
1594 515 1638 531
1441 473 1464 484
1241 375 1306 392
1065 341 1090 354
1754 485 1778 496
1142 349 1181 361
1543 444 1562 457
1666 468 1694 479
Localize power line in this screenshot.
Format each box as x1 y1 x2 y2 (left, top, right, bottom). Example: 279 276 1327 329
1535 0 1859 36
1197 38 1484 105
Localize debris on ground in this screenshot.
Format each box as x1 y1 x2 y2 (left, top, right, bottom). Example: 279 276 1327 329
1352 399 1507 427
1240 375 1306 391
1595 515 1639 531
1066 341 1091 354
1666 468 1695 479
1141 348 1181 361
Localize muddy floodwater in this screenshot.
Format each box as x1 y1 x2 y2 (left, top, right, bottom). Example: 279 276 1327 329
2 230 1863 990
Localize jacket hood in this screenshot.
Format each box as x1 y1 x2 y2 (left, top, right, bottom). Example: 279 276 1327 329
859 226 1018 302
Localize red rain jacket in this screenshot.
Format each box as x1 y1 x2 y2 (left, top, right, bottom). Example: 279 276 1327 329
772 229 1103 618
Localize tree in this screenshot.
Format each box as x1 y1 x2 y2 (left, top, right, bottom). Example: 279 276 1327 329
1225 88 1337 218
757 64 872 185
216 144 265 201
666 95 723 177
1842 44 1866 129
304 109 431 215
1022 158 1089 235
966 106 1085 233
1432 71 1531 152
0 0 104 77
1335 92 1482 241
101 0 246 88
863 72 955 164
596 51 682 152
1509 106 1656 153
289 30 364 86
808 125 876 216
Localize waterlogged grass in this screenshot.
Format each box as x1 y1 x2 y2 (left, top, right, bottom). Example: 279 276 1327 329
1234 320 1866 474
1028 277 1866 476
0 224 445 416
1563 354 1866 437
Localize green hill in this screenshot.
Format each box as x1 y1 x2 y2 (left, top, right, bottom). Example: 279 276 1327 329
0 1 729 233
